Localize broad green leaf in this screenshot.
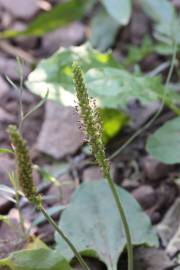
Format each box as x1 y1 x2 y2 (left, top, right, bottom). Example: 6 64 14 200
101 108 128 142
101 0 132 25
56 180 158 270
26 43 119 107
27 44 178 110
146 117 180 164
90 7 120 51
123 37 154 67
85 67 167 108
25 238 49 250
0 0 90 38
140 0 180 46
140 0 175 24
0 248 73 270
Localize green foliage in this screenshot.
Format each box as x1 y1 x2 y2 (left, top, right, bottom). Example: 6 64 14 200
0 0 90 38
101 108 128 143
26 42 179 143
140 0 180 50
146 117 180 164
72 62 109 178
26 43 119 107
123 37 154 67
101 0 132 25
85 67 171 108
56 181 158 270
90 7 119 51
27 43 175 109
0 248 73 270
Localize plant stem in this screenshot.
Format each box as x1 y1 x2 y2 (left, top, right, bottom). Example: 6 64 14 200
40 206 90 270
16 192 26 238
106 173 133 270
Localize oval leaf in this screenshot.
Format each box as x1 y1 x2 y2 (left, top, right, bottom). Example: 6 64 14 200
85 67 165 108
0 248 73 270
146 117 180 164
101 0 132 25
1 0 89 38
56 180 158 270
90 7 119 51
26 43 119 107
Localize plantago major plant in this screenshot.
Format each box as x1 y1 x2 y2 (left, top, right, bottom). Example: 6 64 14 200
72 62 133 270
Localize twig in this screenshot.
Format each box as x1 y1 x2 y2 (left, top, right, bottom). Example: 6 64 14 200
0 40 36 64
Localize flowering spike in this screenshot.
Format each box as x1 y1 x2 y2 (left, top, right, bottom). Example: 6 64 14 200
72 63 133 270
7 125 41 207
72 62 110 179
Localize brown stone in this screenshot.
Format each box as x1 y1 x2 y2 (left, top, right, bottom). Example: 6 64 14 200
36 101 83 159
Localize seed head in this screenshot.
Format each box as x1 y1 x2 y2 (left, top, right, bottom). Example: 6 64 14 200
72 62 110 179
7 125 41 208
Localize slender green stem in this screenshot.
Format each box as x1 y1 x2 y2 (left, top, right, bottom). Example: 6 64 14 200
16 192 26 238
106 173 133 270
40 206 90 270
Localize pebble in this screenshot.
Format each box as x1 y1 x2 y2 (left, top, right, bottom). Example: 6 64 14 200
142 155 170 182
0 0 39 20
42 22 85 54
36 101 83 159
132 185 157 210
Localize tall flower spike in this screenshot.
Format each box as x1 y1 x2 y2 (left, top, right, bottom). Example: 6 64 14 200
72 62 133 270
7 125 41 208
72 62 110 179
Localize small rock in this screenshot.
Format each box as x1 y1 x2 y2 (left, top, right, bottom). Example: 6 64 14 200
48 181 75 205
36 101 83 159
121 179 139 192
0 197 13 214
0 57 31 80
75 257 105 270
172 0 180 9
130 6 150 44
11 22 38 50
42 22 85 54
83 167 102 182
134 247 174 270
167 224 180 257
132 185 157 210
0 0 39 20
156 197 180 248
128 101 160 129
0 107 16 123
46 170 75 205
142 155 170 182
38 223 54 245
0 76 9 99
0 221 25 259
0 10 12 29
